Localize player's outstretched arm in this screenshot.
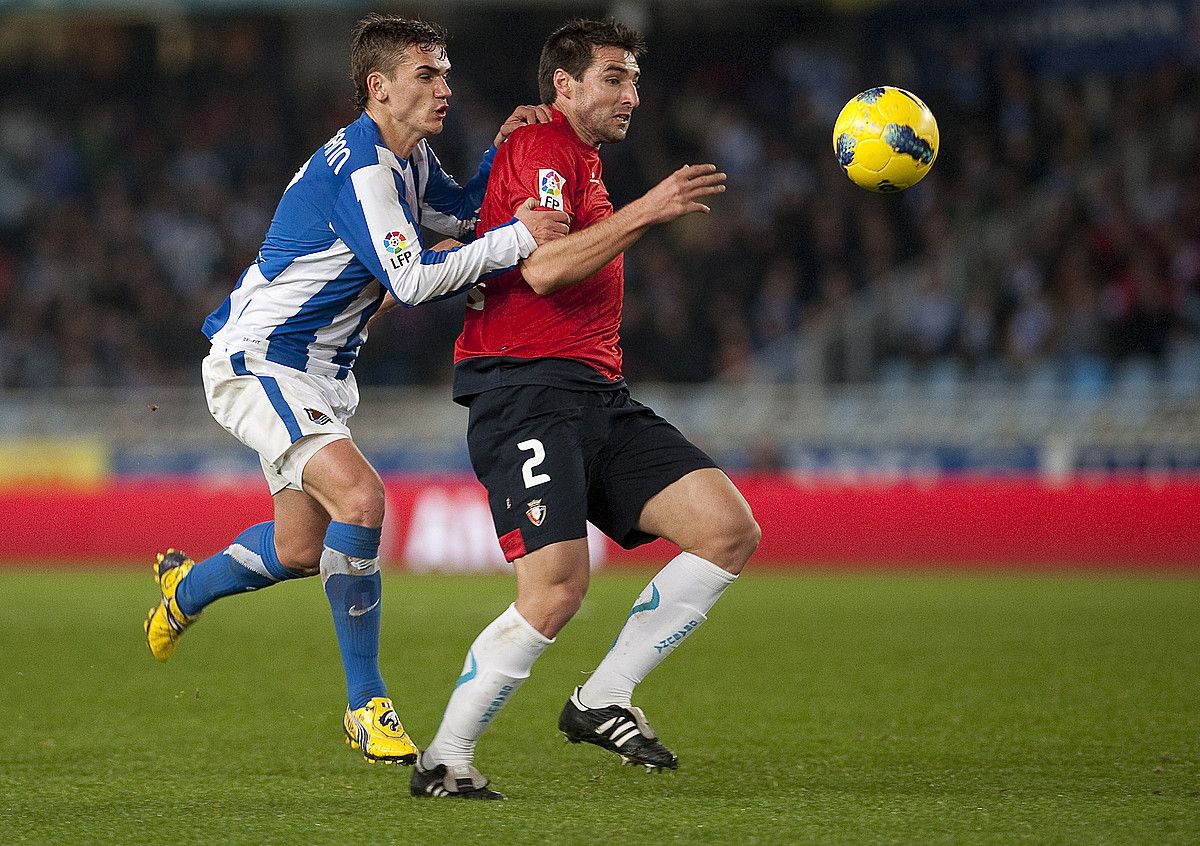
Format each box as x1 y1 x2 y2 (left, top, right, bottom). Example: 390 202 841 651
370 238 464 324
520 163 726 296
391 203 566 306
335 165 568 308
369 198 568 321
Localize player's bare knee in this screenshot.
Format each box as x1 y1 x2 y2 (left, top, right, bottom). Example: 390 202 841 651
275 536 322 577
695 510 760 574
542 580 584 624
282 559 320 578
329 478 386 528
734 513 763 567
522 581 584 636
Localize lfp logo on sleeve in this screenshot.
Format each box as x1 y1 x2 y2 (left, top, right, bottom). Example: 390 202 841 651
538 169 564 211
383 230 415 270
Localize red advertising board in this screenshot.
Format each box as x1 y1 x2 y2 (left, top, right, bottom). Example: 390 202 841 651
1 475 1196 568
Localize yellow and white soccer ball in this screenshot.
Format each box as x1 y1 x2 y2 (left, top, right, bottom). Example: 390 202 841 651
833 86 939 192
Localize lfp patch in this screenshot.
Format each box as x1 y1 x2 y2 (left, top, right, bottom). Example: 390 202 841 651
383 231 407 254
382 229 416 270
538 169 564 211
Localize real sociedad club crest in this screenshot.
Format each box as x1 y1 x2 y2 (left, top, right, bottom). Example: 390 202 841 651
305 408 332 425
526 499 547 527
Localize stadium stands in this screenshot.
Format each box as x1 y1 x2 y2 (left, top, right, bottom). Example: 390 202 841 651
0 4 1197 474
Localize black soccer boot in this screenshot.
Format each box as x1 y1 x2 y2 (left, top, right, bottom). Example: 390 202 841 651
410 755 506 800
558 686 679 771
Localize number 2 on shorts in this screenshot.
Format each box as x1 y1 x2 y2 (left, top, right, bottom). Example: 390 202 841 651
517 439 551 488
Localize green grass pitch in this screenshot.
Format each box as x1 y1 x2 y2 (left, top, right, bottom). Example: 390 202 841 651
0 568 1197 844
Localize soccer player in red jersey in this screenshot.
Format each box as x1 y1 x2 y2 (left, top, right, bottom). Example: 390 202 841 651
411 19 760 800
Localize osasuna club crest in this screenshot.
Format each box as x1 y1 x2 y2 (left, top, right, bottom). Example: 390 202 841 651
526 499 547 527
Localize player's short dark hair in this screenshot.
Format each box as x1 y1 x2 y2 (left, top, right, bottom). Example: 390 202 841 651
350 14 448 112
537 19 646 105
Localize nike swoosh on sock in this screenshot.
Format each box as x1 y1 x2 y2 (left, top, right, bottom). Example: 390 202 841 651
348 598 381 617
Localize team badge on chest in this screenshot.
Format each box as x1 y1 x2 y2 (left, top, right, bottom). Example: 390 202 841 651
525 499 547 527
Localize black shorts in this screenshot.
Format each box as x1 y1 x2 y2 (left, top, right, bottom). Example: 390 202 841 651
465 384 718 561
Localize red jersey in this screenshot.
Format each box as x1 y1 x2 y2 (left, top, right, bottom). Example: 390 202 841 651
453 109 624 393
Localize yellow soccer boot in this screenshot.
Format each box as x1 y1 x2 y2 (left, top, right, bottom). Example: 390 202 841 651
144 549 197 662
344 697 419 764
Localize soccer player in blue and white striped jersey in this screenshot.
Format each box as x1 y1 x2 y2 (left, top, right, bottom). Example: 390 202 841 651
144 14 569 765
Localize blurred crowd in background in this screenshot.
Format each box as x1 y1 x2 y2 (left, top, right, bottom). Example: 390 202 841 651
1 3 1198 393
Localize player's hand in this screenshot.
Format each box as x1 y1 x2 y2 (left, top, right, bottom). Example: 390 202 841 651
494 104 554 146
514 198 570 246
640 164 727 224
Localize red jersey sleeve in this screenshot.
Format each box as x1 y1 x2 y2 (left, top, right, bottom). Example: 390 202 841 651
506 131 582 220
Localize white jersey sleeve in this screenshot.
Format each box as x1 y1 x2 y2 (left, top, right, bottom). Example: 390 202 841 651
334 164 535 306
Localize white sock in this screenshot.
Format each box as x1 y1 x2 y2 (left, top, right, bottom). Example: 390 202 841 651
423 603 553 767
579 552 736 709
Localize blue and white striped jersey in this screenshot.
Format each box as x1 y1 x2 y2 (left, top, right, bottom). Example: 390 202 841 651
203 112 535 379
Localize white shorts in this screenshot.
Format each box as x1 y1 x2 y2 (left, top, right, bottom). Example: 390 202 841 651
202 349 358 495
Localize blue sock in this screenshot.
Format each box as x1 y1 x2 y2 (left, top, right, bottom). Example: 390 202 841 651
321 521 386 709
175 522 302 617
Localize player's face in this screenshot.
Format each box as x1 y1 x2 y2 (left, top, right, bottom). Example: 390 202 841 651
569 46 640 146
379 43 453 139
